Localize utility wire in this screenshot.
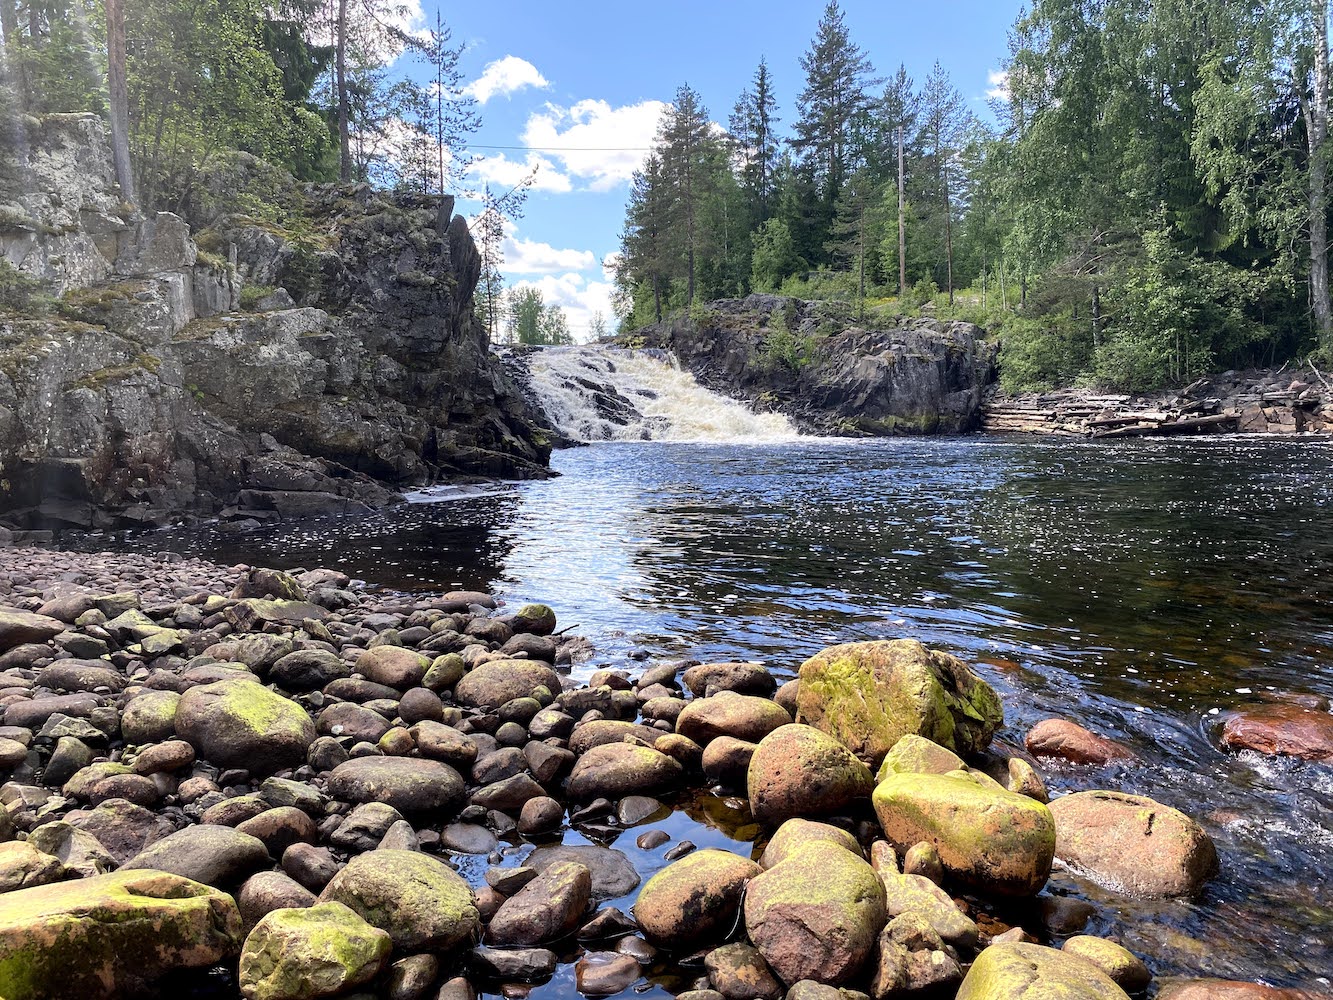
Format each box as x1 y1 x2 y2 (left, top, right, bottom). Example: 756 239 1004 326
470 143 653 152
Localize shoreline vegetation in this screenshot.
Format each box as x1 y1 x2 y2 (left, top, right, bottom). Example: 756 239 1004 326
0 544 1327 999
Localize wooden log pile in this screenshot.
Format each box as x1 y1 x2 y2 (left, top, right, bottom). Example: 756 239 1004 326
981 367 1333 438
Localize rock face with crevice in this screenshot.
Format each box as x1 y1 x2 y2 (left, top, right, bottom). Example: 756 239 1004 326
0 115 551 531
631 294 997 435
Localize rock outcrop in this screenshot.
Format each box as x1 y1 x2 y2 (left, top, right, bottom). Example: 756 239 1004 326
630 294 998 435
0 115 551 531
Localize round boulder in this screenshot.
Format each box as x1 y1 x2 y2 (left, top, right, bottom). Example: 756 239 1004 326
355 646 428 689
327 757 465 816
957 942 1130 1000
319 850 478 952
796 639 1003 767
1048 790 1218 899
676 691 792 746
758 818 862 870
239 901 391 1000
1025 719 1135 766
748 724 874 825
1218 703 1333 761
872 771 1055 897
633 848 761 949
566 742 683 801
455 660 562 711
743 840 886 986
176 678 316 775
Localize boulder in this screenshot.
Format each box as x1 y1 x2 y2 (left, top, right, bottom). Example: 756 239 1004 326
676 691 792 746
706 941 784 1000
121 824 271 887
488 861 591 945
121 690 181 743
318 849 478 952
1025 719 1135 765
1219 703 1333 761
238 901 392 1000
526 844 640 901
758 818 862 870
354 646 429 689
454 660 561 711
175 678 316 774
872 771 1055 896
0 841 71 893
956 942 1130 1000
877 733 964 778
566 742 684 801
327 757 465 816
0 869 242 998
1048 790 1218 898
748 724 874 825
796 639 1003 766
880 871 978 951
1062 936 1152 992
0 609 65 652
743 841 886 986
633 849 761 949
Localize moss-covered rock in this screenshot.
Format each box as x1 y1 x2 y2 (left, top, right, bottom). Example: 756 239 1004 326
748 723 874 825
119 690 182 743
876 734 965 781
743 840 886 986
511 603 557 636
796 639 1003 767
757 817 863 870
872 771 1055 897
0 869 242 998
318 849 477 952
238 901 391 1000
633 849 761 949
957 942 1130 1000
175 677 316 775
881 871 978 951
1049 790 1218 899
1061 936 1152 992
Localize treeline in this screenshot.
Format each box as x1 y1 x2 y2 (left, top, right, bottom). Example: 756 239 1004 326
0 0 476 212
615 0 1333 392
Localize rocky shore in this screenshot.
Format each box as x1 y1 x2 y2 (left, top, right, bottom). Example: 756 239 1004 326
0 545 1325 1000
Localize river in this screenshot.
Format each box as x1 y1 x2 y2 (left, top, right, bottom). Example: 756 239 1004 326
89 435 1333 991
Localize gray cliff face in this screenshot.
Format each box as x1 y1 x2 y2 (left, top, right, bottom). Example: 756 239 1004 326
635 294 998 435
0 115 551 531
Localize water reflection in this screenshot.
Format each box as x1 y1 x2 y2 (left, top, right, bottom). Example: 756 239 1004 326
83 436 1333 985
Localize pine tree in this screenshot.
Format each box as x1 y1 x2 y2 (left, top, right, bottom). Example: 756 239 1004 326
729 57 781 222
618 152 674 323
792 0 876 257
658 83 721 308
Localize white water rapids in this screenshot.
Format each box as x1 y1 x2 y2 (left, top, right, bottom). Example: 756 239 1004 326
519 346 801 444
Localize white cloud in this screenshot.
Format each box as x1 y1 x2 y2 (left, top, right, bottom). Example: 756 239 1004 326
464 55 549 103
522 99 667 191
986 70 1010 102
512 272 616 341
468 152 571 193
505 238 596 275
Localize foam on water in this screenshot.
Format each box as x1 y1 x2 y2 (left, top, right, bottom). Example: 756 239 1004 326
520 346 801 444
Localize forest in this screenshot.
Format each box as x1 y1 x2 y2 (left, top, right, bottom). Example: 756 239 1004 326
614 1 1333 392
5 1 1333 388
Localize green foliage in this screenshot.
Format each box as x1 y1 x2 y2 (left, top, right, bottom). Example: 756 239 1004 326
239 284 276 310
505 286 573 346
751 218 796 292
0 261 50 314
758 306 816 373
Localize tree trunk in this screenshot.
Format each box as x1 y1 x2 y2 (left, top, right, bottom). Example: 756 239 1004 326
0 0 16 45
1309 0 1332 347
105 0 136 205
943 164 954 309
1092 283 1101 347
897 126 907 300
336 0 351 183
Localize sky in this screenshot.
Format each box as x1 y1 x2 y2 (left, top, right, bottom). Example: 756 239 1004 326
400 1 1025 339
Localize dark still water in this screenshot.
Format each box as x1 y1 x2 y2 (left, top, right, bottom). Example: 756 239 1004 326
97 437 1333 988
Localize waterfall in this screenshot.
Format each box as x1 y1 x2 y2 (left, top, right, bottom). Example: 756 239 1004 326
517 346 801 444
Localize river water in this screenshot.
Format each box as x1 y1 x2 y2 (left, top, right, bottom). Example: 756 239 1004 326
99 436 1333 990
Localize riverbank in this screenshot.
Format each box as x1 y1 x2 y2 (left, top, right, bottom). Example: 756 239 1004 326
981 365 1333 437
0 541 1328 1000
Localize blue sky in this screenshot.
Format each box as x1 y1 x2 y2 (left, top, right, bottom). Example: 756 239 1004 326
410 1 1024 337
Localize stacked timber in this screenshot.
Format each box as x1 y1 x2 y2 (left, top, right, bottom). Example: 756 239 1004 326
981 367 1333 438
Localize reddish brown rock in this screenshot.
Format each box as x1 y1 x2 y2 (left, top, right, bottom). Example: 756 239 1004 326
1219 704 1333 761
1025 719 1135 765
